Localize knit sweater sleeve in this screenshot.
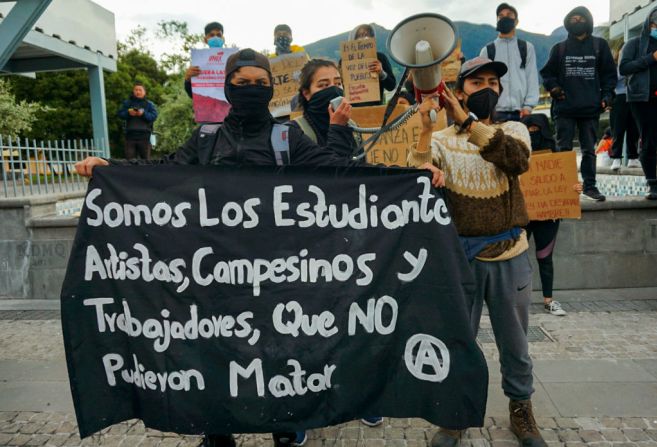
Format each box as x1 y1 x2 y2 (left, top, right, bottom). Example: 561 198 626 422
468 121 530 176
407 134 444 169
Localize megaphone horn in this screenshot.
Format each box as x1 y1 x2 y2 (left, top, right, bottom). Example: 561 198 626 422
387 13 458 103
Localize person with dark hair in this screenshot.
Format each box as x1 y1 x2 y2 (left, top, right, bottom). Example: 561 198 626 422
288 59 356 148
619 6 657 199
521 114 580 317
409 57 547 447
480 3 539 122
540 6 616 202
272 24 306 56
117 82 158 160
184 22 225 98
344 24 396 107
610 45 641 171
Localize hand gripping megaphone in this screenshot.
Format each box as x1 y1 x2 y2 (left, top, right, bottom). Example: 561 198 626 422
387 13 458 105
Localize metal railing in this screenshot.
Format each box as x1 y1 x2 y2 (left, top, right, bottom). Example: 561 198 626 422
0 135 106 198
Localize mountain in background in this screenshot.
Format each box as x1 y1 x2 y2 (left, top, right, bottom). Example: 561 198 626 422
303 22 608 81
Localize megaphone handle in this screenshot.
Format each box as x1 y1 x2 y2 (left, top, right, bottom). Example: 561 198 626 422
380 67 410 127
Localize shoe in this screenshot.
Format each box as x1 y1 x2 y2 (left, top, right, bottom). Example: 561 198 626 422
610 158 622 171
627 159 642 169
273 432 297 447
294 431 307 446
509 400 547 447
360 416 384 427
544 300 567 316
647 184 657 200
582 187 606 202
200 434 236 447
430 428 463 447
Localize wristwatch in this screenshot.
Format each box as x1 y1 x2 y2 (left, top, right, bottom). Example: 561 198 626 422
457 112 478 134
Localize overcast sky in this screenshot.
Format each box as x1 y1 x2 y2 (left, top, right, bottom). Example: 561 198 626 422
94 0 610 55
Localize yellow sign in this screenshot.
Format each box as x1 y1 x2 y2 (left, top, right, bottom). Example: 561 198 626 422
340 39 381 104
519 151 581 220
269 52 308 117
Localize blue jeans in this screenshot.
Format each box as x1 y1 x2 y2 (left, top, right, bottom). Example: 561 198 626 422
495 110 521 122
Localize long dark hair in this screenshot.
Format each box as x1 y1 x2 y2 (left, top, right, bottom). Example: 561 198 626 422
297 59 340 110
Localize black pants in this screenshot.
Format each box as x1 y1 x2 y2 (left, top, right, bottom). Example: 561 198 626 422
526 220 560 298
495 110 521 122
630 100 657 184
610 94 639 159
125 138 152 160
555 116 599 190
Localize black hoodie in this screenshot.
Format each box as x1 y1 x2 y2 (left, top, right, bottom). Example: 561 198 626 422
540 6 617 118
619 5 657 102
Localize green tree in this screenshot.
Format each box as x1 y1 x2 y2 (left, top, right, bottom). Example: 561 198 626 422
153 74 196 154
0 78 49 136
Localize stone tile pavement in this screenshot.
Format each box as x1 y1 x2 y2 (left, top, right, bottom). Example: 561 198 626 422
0 291 656 446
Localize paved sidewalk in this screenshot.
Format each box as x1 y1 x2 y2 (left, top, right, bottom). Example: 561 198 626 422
1 290 656 446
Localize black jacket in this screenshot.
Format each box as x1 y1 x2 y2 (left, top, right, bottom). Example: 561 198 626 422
110 112 358 167
540 7 617 118
619 5 657 103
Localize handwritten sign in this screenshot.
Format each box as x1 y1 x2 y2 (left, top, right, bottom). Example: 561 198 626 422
440 40 462 84
190 48 238 123
340 39 381 104
350 105 447 167
519 151 581 220
269 52 308 118
61 166 488 438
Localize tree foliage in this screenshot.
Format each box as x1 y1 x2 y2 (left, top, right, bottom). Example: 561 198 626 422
0 78 50 137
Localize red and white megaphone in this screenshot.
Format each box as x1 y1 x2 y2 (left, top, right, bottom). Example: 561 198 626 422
387 13 458 105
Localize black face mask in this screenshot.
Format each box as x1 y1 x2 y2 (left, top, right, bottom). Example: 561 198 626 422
465 88 499 120
224 83 273 120
568 22 589 36
496 17 516 34
307 86 343 115
529 130 543 150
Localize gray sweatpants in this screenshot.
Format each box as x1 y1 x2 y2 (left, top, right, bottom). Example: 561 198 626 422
469 252 534 401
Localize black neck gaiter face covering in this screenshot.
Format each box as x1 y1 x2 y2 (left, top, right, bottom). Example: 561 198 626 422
465 88 500 120
529 130 544 150
305 86 344 138
224 83 273 121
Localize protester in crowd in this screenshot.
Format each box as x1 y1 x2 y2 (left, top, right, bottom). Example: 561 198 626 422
289 59 357 148
409 57 546 447
619 6 657 199
345 24 396 107
611 45 641 171
117 82 158 160
540 6 617 202
272 24 306 56
521 114 582 317
183 22 225 98
479 2 539 122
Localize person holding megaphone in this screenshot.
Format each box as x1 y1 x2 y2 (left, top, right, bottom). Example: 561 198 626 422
408 57 548 447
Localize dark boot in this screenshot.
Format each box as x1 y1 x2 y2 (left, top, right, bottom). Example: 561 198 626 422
509 400 547 447
273 432 297 447
429 428 463 447
646 184 657 200
200 434 236 447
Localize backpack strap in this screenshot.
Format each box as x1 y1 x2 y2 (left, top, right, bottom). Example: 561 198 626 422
486 42 496 61
198 123 223 165
518 39 527 69
292 115 317 144
271 123 291 166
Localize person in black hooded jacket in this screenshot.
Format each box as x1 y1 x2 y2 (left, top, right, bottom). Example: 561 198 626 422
540 6 616 203
619 6 657 199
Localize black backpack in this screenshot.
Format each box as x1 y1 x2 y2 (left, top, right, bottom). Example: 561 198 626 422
486 39 528 69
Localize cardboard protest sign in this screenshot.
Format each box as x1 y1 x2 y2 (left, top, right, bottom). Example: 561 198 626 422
520 151 581 220
440 40 462 83
190 48 238 123
61 165 487 438
350 105 447 167
340 39 381 104
269 52 308 118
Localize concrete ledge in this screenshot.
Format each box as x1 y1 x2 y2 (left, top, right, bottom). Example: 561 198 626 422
581 195 657 211
0 190 86 209
27 215 79 228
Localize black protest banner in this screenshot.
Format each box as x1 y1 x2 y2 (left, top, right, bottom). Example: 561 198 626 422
61 165 487 438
